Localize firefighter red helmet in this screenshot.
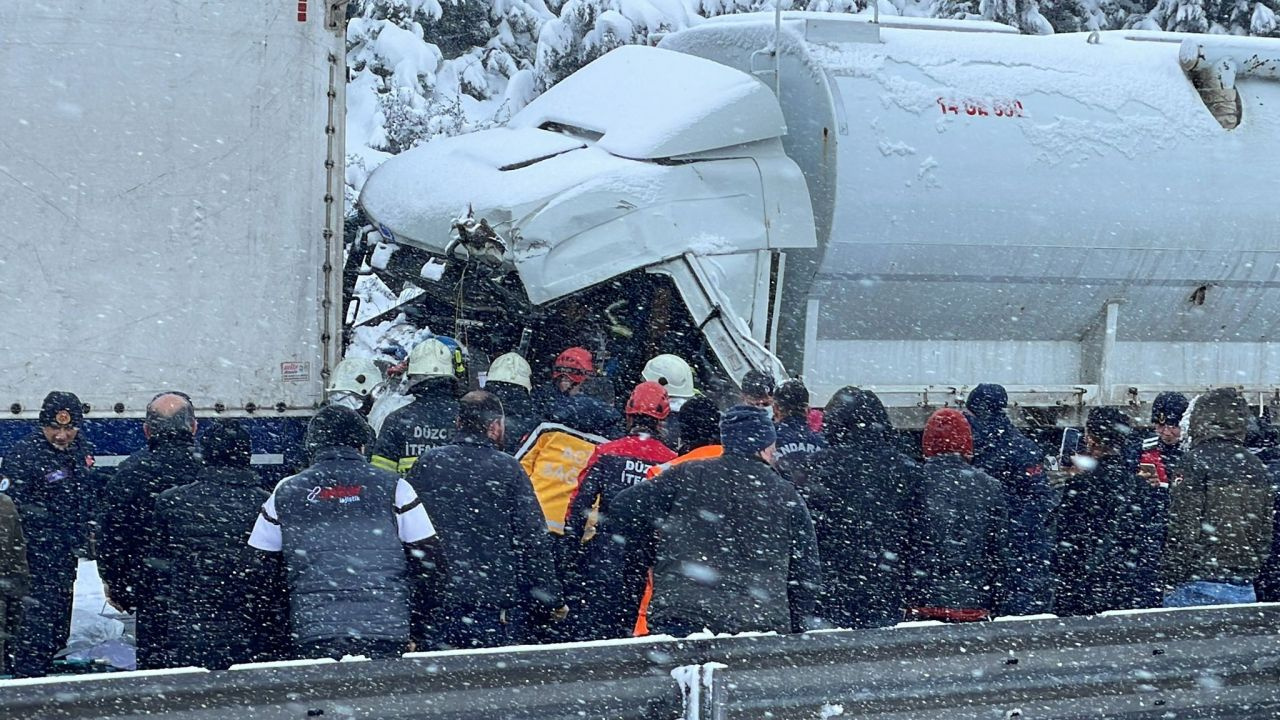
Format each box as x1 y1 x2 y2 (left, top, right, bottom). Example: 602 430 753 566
552 347 594 382
626 381 671 421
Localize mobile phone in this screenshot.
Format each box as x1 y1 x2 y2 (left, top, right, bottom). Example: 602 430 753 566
1059 428 1082 468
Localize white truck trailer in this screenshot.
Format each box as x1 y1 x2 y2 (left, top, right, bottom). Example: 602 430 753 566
0 1 347 467
358 13 1280 424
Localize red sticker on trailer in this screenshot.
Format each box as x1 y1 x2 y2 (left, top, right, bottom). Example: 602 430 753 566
297 0 308 21
282 361 311 382
937 97 1025 118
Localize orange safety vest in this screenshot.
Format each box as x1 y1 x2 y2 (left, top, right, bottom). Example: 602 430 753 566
635 444 723 636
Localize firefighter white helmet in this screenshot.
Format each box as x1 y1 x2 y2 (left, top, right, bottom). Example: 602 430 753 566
641 354 695 399
326 357 382 397
407 338 456 378
487 353 532 391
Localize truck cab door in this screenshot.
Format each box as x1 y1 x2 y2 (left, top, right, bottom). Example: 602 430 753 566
652 253 788 384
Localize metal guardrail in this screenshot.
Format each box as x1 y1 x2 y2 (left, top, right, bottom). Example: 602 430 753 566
2 605 1278 719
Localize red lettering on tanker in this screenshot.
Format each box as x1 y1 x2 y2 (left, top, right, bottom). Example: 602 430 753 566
937 98 1025 118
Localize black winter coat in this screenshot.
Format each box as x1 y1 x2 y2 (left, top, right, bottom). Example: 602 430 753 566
904 455 1011 614
98 431 202 612
1253 448 1280 602
98 430 202 668
1052 453 1147 616
967 412 1055 615
2 431 97 568
611 454 821 637
153 467 284 669
1164 438 1274 586
405 433 562 614
795 412 919 630
370 381 459 474
774 416 825 481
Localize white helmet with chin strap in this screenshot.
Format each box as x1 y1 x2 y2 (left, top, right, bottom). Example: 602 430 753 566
326 357 383 397
487 353 532 391
408 338 457 378
641 354 695 400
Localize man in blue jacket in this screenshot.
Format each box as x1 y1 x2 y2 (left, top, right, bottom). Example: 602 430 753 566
773 379 824 481
964 383 1055 615
4 391 96 677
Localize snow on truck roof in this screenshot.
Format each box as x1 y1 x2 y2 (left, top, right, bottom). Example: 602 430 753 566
359 127 655 247
361 45 788 248
508 45 787 160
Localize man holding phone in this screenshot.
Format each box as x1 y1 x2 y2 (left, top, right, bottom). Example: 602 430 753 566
1139 392 1188 488
1134 392 1188 607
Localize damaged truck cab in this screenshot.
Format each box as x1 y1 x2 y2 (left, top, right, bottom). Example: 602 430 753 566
359 13 1280 424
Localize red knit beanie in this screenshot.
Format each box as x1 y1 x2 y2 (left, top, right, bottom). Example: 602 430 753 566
922 408 973 459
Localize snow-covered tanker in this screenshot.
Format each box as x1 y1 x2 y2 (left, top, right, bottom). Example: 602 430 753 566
358 13 1280 424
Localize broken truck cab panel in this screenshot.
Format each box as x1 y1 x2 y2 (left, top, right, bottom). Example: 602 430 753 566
358 45 813 385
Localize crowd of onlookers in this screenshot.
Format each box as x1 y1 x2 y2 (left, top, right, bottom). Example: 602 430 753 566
1 339 1277 678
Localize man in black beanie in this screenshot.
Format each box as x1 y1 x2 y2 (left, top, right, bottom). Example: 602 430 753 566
609 405 821 637
153 421 285 669
248 406 442 660
4 390 96 677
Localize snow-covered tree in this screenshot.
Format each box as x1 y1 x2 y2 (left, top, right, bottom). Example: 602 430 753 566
981 0 1055 32
929 0 980 20
1254 1 1279 33
534 0 688 90
344 0 555 206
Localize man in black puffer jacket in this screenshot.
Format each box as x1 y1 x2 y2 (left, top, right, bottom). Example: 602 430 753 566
1162 388 1274 607
793 387 920 629
611 405 821 637
98 392 203 669
406 391 565 649
153 421 286 669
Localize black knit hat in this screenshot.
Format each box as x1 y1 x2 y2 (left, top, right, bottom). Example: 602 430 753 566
741 370 776 400
1086 406 1133 449
720 405 777 457
305 405 373 456
775 379 810 417
40 391 84 428
678 396 721 452
201 420 252 468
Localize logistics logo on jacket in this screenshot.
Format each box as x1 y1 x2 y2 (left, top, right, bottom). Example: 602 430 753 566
307 485 365 504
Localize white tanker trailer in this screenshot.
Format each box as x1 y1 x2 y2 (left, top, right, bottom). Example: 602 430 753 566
357 13 1280 424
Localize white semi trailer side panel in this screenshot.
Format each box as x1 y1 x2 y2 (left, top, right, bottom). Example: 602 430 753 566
0 1 344 417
